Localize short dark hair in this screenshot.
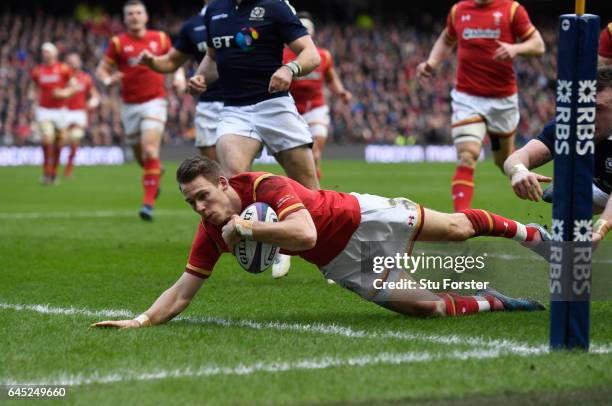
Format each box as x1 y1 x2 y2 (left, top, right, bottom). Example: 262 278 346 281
124 0 145 9
297 11 313 22
176 155 222 185
597 66 612 93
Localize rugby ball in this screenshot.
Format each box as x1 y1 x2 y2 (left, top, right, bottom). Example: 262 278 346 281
233 202 280 273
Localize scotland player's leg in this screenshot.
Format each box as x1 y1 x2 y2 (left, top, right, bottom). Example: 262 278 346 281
194 101 223 162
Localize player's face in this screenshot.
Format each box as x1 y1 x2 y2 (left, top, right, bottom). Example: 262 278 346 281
180 176 235 225
595 87 612 141
123 5 148 31
41 49 56 64
66 54 81 70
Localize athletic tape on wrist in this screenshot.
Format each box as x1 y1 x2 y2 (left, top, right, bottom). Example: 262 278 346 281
594 219 610 237
235 219 254 240
508 163 529 179
134 313 151 327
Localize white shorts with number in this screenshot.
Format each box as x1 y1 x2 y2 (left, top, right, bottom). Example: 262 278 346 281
217 96 312 155
319 193 424 302
121 98 168 145
64 109 87 128
302 105 330 138
35 107 67 130
195 101 223 148
451 89 519 144
593 184 610 213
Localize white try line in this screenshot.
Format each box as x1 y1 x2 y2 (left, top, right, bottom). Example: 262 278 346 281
1 349 505 386
2 302 610 355
0 210 193 220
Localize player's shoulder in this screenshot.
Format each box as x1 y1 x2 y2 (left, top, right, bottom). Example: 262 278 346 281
535 120 555 150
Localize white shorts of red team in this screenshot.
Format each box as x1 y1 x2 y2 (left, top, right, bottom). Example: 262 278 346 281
319 193 424 303
195 101 223 148
35 107 67 130
121 98 168 145
217 96 313 154
64 109 88 128
451 89 519 144
302 105 330 138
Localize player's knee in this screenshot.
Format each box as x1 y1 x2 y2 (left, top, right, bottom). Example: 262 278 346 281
492 153 508 172
457 150 478 168
141 144 159 161
69 128 85 142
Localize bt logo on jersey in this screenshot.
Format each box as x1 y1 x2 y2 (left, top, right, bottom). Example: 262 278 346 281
213 27 260 51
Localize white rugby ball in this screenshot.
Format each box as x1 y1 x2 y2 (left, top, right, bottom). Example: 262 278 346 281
233 202 280 273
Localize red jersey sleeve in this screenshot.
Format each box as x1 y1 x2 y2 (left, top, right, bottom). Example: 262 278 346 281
444 4 458 44
160 31 171 54
185 222 221 279
254 176 306 220
104 36 121 65
600 24 612 58
511 2 536 41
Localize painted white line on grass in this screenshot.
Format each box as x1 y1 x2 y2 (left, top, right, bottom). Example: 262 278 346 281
1 349 504 386
2 302 611 355
0 210 192 220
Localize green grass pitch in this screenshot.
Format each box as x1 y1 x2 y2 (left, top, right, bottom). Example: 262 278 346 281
0 160 611 405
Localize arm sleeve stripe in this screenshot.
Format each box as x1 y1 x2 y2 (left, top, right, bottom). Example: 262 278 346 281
510 2 520 24
252 173 275 201
520 26 536 41
450 4 458 28
160 31 167 50
278 203 305 220
186 263 212 276
112 36 121 54
608 23 612 36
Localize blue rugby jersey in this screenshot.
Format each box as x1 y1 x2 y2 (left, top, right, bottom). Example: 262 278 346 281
536 120 611 194
174 11 224 103
204 0 307 106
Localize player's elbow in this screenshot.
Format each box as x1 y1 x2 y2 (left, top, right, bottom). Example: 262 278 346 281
296 226 317 250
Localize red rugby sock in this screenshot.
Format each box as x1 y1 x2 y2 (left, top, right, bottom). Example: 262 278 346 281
64 144 77 177
438 293 495 316
452 165 474 212
460 209 538 241
50 144 61 178
143 158 161 207
42 144 53 177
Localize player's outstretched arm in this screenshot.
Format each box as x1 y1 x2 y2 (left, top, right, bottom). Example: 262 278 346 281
222 209 317 252
325 63 352 103
95 60 122 87
139 48 189 73
416 28 455 84
91 272 204 329
503 140 552 202
593 197 612 245
189 49 218 95
269 36 321 94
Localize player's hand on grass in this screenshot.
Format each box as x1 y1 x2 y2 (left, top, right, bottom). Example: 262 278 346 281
493 41 518 61
511 170 552 202
91 319 141 329
188 74 207 96
222 215 242 251
268 66 293 94
416 61 434 85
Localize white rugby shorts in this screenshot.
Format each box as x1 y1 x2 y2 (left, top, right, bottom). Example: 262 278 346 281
121 98 168 143
593 184 609 213
451 89 519 144
302 105 330 138
35 107 67 130
64 109 88 128
319 193 424 302
217 96 313 155
194 101 223 148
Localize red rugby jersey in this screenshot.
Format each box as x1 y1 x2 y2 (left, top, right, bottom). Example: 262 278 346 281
104 30 171 103
66 71 94 110
599 23 612 59
185 173 361 279
445 0 536 98
283 47 333 114
31 62 73 108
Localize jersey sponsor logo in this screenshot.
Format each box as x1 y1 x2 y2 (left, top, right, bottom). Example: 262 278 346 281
127 56 140 66
462 28 501 40
235 27 259 51
38 74 60 84
194 25 206 32
124 45 134 52
250 7 266 21
197 41 208 52
211 13 228 20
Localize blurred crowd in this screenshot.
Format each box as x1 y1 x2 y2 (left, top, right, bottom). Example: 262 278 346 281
0 9 558 147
